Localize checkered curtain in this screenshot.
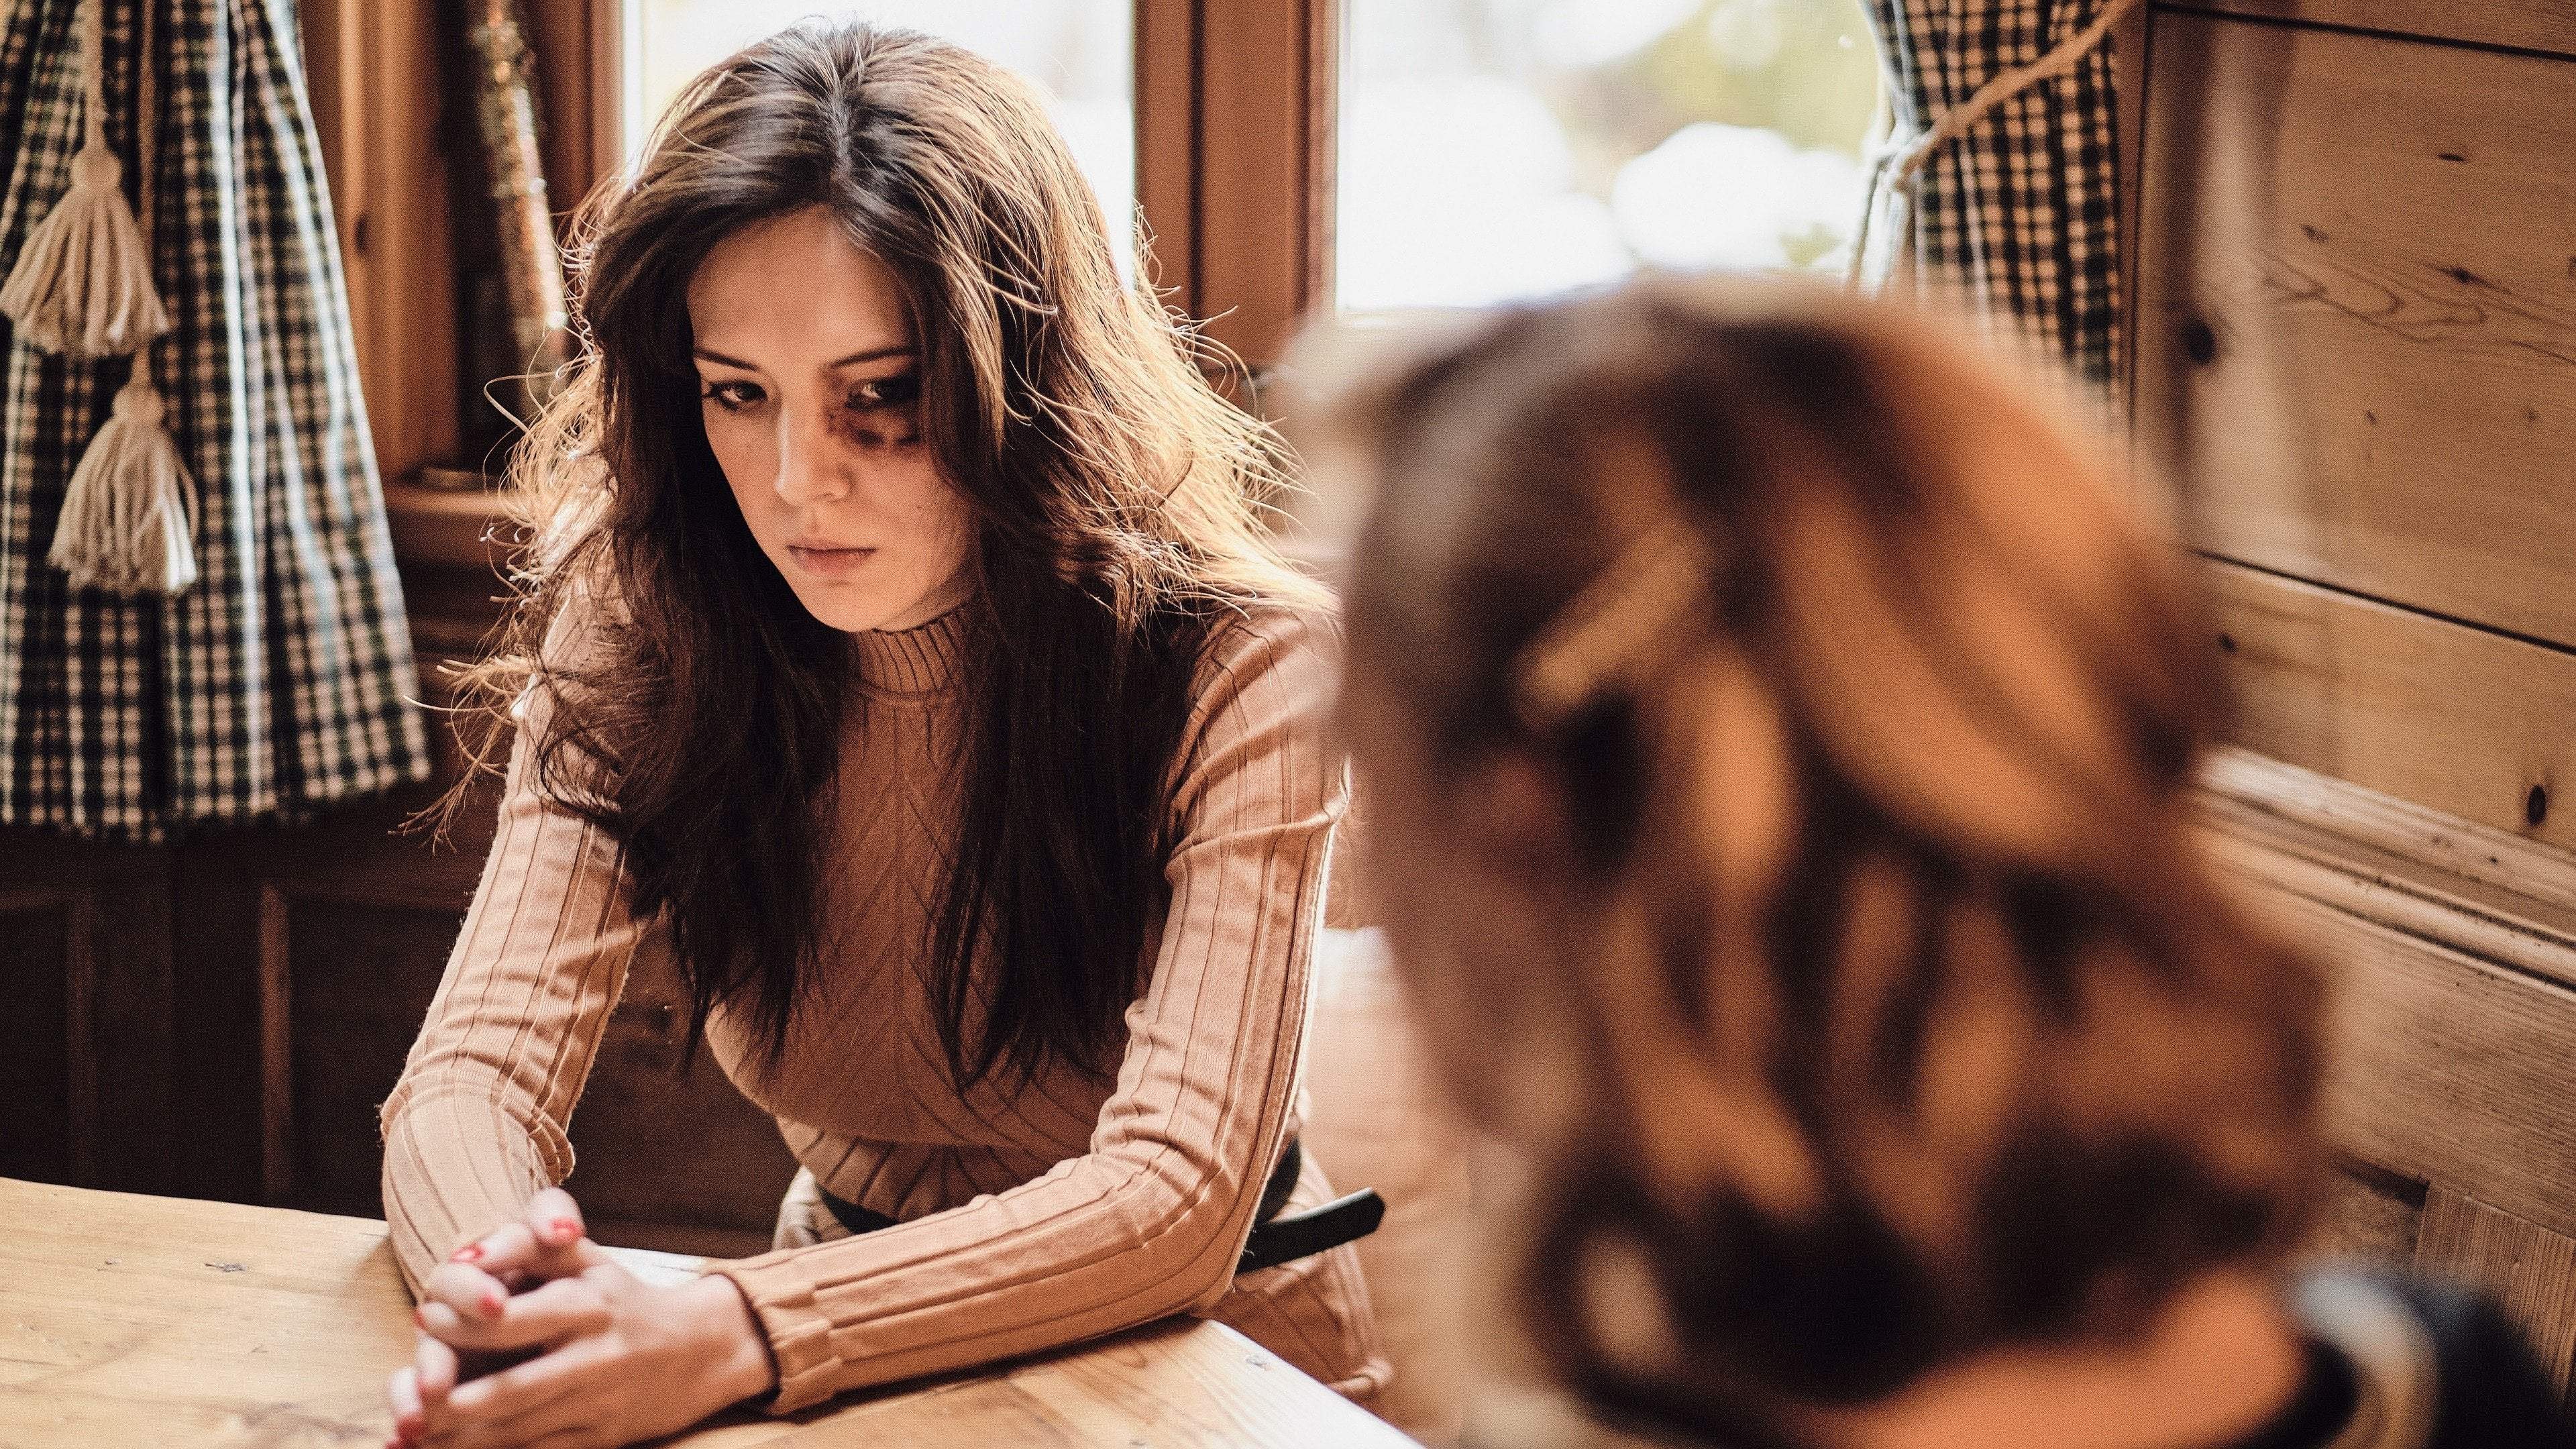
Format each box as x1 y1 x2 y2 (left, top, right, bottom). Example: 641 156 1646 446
1861 0 2128 391
0 0 430 841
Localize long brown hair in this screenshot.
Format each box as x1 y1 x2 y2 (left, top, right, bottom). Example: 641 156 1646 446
448 23 1325 1088
1316 277 2321 1437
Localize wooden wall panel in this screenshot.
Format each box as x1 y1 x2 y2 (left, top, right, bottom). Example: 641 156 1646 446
2142 0 2576 1391
2208 766 2576 1385
561 943 798 1258
2308 1162 2423 1265
2138 10 2576 645
2163 0 2576 58
2225 883 2576 1246
81 863 175 1196
272 894 462 1216
0 843 174 1197
2417 1187 2576 1395
0 893 76 1184
301 0 462 482
2204 560 2576 847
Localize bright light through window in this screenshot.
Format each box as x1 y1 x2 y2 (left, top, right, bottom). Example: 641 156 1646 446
621 2 1135 273
1337 0 1881 311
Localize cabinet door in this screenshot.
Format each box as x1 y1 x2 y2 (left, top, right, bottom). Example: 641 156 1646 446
0 835 172 1195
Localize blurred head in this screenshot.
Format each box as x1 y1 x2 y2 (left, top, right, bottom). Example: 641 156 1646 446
467 22 1322 1085
1311 276 2321 1434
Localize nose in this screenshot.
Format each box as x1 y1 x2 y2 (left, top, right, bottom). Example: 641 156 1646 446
770 402 855 508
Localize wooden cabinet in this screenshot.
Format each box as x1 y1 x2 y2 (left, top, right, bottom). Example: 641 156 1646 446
0 530 792 1258
2128 0 2576 1397
0 841 172 1195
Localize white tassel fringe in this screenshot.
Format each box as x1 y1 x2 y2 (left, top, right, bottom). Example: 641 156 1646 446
0 144 171 360
50 374 198 594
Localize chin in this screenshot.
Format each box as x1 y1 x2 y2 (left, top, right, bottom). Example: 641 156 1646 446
794 590 904 634
783 572 942 634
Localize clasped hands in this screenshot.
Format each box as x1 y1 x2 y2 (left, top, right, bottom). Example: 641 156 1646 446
385 1187 777 1448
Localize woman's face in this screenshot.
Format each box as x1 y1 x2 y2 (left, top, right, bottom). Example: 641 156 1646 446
686 205 975 634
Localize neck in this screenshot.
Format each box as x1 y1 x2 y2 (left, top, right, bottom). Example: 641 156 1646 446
1804 1270 2305 1449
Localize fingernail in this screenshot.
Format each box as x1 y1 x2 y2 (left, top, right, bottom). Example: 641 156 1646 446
450 1243 482 1263
550 1215 580 1241
413 1304 428 1328
479 1287 503 1318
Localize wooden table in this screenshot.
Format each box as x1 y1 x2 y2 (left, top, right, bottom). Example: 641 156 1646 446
0 1178 1416 1447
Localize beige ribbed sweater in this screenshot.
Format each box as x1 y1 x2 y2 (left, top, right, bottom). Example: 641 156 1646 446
378 603 1387 1413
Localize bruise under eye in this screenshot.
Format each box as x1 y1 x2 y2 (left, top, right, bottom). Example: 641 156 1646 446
835 378 922 446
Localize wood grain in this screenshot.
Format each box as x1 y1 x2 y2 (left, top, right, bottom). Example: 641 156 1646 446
2307 1162 2424 1266
2203 875 2576 1246
2198 756 2576 1390
1132 0 1200 317
2138 11 2576 645
1138 0 1337 372
2202 560 2576 850
258 887 293 1203
0 1179 1413 1448
299 0 460 483
2417 1187 2576 1394
2157 0 2576 58
2198 750 2576 995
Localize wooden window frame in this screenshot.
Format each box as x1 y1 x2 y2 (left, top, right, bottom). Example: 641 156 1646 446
1135 0 1339 375
301 0 602 492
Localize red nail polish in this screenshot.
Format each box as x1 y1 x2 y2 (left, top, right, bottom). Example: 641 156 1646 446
413 1305 429 1328
550 1215 580 1240
451 1243 482 1262
480 1287 503 1317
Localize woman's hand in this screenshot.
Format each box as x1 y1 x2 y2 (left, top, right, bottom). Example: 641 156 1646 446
386 1188 777 1448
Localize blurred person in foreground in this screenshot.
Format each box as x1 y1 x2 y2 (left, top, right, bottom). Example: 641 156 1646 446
1307 275 2573 1449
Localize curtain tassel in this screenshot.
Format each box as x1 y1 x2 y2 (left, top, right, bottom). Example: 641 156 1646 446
0 144 170 359
0 0 172 359
48 373 198 594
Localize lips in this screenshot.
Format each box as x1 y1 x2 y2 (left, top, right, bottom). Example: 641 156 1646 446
785 541 876 579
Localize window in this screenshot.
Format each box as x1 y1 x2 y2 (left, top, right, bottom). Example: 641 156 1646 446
615 0 1137 272
1336 0 1882 311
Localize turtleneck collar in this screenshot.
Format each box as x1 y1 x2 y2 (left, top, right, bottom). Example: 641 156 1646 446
849 604 967 698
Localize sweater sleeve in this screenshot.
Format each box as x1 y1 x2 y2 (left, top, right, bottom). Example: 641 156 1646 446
378 605 649 1296
712 610 1347 1413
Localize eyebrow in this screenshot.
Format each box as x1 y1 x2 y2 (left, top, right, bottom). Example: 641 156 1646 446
690 344 918 371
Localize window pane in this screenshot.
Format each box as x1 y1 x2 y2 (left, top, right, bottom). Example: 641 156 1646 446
1336 0 1880 311
624 2 1134 268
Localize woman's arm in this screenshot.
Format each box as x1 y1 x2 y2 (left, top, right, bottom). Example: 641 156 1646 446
711 609 1347 1413
379 611 651 1296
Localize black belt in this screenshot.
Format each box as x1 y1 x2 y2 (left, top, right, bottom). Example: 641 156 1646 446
818 1136 1384 1276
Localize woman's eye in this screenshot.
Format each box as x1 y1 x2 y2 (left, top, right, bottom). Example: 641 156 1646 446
699 380 765 411
849 374 921 411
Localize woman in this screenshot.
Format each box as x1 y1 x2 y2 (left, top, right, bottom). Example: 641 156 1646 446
1316 277 2571 1449
378 23 1384 1446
